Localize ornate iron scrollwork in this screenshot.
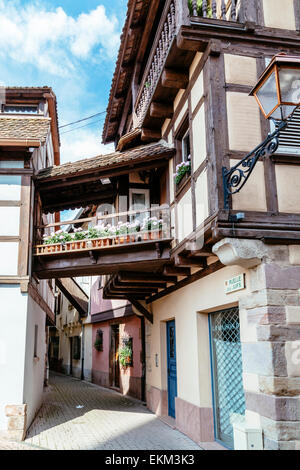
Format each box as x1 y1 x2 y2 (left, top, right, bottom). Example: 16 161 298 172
222 120 287 210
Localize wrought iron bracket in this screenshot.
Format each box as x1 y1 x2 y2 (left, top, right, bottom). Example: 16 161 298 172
222 120 288 210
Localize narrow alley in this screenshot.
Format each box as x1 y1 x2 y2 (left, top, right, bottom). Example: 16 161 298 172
25 373 201 451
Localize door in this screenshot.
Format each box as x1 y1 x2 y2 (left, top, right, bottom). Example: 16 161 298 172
110 324 120 389
209 307 246 449
166 320 177 418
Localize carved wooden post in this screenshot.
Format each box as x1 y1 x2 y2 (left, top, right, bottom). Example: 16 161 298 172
175 0 190 28
240 0 258 24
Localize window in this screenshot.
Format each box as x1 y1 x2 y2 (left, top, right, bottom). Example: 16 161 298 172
175 118 192 188
34 325 38 358
181 130 191 163
0 160 24 169
72 336 81 361
2 104 38 115
129 188 150 222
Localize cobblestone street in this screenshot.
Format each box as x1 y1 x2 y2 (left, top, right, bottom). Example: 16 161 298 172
24 373 201 451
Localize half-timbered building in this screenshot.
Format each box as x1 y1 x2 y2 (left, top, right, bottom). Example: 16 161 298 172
0 86 59 440
31 0 300 450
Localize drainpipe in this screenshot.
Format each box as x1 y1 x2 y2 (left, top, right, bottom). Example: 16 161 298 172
140 316 146 402
81 320 85 381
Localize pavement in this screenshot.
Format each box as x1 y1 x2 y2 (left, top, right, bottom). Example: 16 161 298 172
23 372 201 451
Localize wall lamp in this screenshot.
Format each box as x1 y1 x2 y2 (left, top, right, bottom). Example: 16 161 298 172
223 54 300 210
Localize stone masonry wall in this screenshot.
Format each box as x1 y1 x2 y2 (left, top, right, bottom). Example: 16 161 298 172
213 239 300 450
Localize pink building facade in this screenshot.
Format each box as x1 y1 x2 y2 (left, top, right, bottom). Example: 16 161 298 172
90 278 144 401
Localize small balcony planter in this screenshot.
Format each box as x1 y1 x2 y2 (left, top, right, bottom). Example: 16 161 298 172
175 160 191 188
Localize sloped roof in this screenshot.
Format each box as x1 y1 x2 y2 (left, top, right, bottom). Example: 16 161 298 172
36 141 175 181
0 116 51 143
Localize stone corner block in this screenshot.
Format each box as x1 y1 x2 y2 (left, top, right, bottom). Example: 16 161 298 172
289 245 300 266
286 306 300 325
5 404 27 417
212 238 266 269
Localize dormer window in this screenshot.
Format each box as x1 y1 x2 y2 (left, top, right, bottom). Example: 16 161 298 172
2 104 39 115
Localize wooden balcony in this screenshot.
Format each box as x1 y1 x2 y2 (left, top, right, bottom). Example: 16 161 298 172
132 0 245 139
33 207 173 279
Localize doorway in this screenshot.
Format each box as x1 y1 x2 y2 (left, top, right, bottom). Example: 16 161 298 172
209 307 245 449
166 320 177 418
110 324 120 389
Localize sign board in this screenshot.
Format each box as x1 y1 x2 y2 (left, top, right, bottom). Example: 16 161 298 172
225 274 245 294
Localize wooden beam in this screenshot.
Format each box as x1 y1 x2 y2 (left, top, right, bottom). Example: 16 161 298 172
162 68 189 89
150 102 173 119
147 261 224 304
174 255 207 268
163 265 190 277
118 272 177 284
127 296 153 324
141 128 161 142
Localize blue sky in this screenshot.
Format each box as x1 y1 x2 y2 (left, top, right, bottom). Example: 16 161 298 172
0 0 127 164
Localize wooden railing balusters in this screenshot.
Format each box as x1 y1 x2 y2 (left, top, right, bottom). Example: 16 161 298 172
202 0 208 18
191 0 198 16
212 0 217 19
221 0 227 20
231 0 237 21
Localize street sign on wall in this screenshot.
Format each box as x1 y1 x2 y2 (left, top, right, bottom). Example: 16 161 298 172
225 274 245 294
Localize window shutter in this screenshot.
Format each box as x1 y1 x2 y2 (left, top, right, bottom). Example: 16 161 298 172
278 108 300 155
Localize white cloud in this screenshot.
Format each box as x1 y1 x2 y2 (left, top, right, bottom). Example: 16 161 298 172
60 127 114 164
0 1 120 76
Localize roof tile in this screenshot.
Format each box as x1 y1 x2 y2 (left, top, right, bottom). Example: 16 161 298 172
0 116 51 143
37 141 175 181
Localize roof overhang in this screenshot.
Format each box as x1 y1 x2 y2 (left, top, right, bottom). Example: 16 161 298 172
35 142 175 213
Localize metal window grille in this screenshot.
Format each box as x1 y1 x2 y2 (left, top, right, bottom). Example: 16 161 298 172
210 307 245 449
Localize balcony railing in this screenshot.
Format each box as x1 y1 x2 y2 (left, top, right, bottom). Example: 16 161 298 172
189 0 241 22
135 1 176 127
134 0 243 130
34 207 172 256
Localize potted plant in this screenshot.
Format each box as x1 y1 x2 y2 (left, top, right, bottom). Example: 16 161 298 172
119 344 133 368
118 222 128 244
128 220 141 242
74 228 87 249
175 160 191 187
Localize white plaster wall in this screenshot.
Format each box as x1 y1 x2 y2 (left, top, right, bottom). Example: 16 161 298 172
224 54 258 87
0 242 19 275
176 189 193 242
263 0 296 30
191 72 204 112
174 101 188 132
195 169 209 227
83 323 93 381
148 265 251 408
192 104 207 171
0 175 21 200
23 296 46 429
0 285 27 430
0 207 20 236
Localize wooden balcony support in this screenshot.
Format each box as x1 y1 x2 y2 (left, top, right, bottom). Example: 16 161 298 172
150 102 174 119
141 128 162 142
174 254 207 268
56 278 89 317
161 68 189 89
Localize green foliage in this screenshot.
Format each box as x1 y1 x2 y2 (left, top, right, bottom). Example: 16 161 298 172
119 344 133 367
188 0 212 17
